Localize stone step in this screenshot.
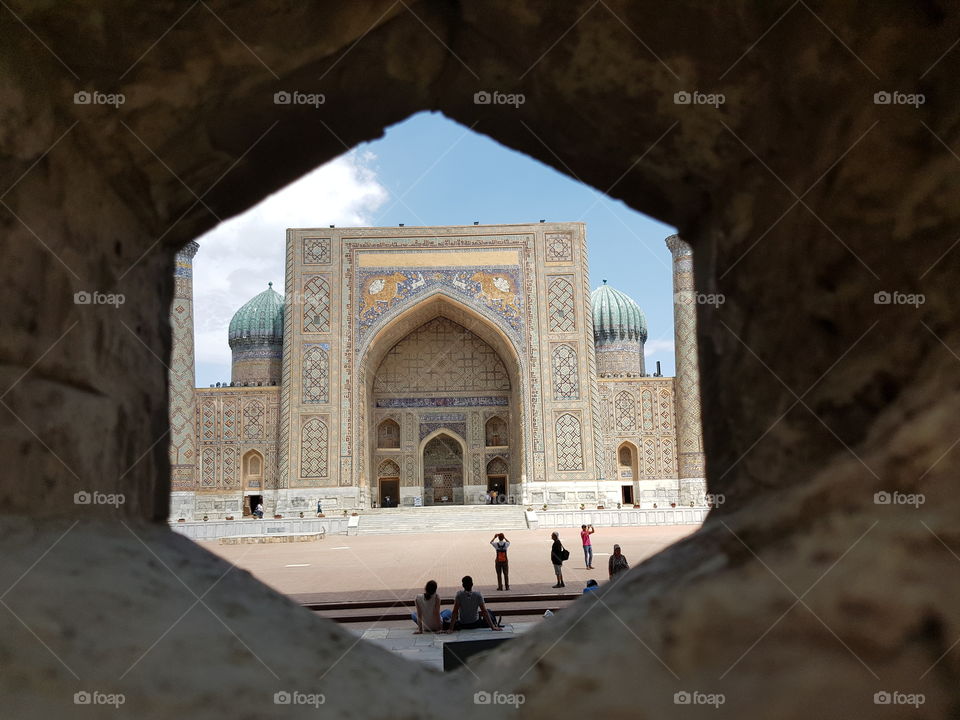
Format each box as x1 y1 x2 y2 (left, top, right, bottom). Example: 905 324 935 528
357 507 528 534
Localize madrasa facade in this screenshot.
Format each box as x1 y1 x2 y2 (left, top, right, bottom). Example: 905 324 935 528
167 223 705 520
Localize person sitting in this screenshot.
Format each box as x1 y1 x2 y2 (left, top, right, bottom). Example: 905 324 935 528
411 580 451 633
444 576 501 632
582 579 600 594
609 544 630 579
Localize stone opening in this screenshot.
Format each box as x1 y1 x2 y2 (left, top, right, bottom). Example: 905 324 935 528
3 2 959 717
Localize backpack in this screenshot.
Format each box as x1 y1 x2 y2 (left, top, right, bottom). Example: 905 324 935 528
560 547 570 561
496 550 507 563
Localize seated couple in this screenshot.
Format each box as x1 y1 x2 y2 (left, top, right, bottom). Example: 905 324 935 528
412 576 503 633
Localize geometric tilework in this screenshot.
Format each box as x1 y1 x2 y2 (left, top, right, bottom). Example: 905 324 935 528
303 237 330 265
614 391 636 432
222 446 238 488
302 345 329 404
377 459 400 478
552 344 579 400
302 276 331 333
243 400 265 440
222 401 237 441
201 400 217 441
301 417 328 478
545 232 573 263
374 317 510 394
641 389 655 431
547 277 576 332
555 413 584 471
201 447 216 487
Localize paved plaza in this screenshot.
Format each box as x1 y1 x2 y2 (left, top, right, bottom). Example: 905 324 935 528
202 524 698 602
201 524 697 669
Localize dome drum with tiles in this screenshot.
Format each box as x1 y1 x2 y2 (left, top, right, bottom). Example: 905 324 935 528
228 282 284 385
591 280 647 377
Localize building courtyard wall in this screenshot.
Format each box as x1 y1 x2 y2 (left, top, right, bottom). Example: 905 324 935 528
168 225 700 520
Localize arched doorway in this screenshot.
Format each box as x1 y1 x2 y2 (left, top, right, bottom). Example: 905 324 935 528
617 442 639 506
241 449 264 516
362 295 524 506
486 456 509 502
377 459 401 507
421 431 465 505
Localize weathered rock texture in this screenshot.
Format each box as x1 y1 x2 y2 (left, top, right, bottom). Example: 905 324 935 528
2 1 959 717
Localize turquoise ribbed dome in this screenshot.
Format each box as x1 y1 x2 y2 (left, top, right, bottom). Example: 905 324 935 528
591 281 647 343
228 283 284 347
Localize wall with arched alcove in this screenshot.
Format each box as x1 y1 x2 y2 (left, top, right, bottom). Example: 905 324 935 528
3 2 960 718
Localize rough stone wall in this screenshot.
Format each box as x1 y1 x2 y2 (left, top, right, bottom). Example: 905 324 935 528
3 2 960 718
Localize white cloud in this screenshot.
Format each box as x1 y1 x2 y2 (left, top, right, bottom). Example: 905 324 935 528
644 339 675 357
191 151 388 386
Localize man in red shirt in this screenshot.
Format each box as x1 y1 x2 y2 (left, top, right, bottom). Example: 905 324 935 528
580 524 595 569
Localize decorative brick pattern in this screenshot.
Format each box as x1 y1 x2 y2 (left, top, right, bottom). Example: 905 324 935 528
545 232 573 263
242 400 264 440
303 237 331 265
547 277 576 332
614 391 636 432
302 345 329 404
302 276 331 333
552 344 580 400
301 417 328 478
555 414 584 471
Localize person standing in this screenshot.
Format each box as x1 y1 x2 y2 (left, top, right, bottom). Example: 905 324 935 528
316 499 323 516
550 532 567 588
580 523 595 569
609 544 630 579
491 533 510 591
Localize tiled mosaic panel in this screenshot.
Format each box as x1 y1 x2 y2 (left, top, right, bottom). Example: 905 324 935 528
614 391 636 432
552 344 580 400
545 232 573 263
547 277 576 332
555 414 584 471
301 418 329 477
303 237 331 265
302 276 331 333
377 459 400 477
302 345 330 404
242 400 265 440
374 317 510 394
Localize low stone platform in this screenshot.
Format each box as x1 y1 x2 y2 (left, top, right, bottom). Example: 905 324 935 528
351 622 538 672
218 531 324 545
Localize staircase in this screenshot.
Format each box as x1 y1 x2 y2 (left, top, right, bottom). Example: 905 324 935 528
357 505 528 534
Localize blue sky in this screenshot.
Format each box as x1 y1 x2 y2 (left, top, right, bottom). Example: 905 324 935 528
192 111 677 386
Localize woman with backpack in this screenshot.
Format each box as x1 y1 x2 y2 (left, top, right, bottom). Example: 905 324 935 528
550 532 568 588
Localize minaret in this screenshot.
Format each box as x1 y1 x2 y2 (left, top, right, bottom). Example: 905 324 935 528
168 241 199 495
665 234 706 503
